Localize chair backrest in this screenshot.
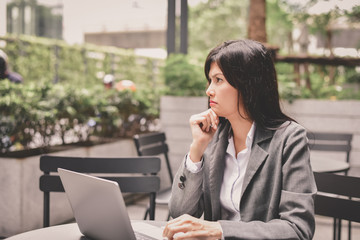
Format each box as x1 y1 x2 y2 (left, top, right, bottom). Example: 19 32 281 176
39 155 161 227
314 171 360 223
133 132 174 184
307 132 353 163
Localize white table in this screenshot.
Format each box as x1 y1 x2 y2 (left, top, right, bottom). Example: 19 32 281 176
6 221 166 240
311 157 350 173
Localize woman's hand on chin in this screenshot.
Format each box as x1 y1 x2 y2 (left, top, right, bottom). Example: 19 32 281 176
188 109 219 162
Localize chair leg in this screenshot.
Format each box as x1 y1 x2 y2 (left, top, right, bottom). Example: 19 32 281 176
333 218 337 240
149 194 156 220
347 192 352 240
143 207 150 220
337 219 342 240
348 221 351 240
44 192 50 228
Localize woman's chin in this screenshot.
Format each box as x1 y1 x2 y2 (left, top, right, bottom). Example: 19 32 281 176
211 109 223 118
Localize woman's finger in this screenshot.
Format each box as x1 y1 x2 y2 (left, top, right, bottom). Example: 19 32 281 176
192 117 207 131
163 215 190 237
208 110 218 130
191 116 210 133
204 114 212 132
163 214 200 238
203 109 217 132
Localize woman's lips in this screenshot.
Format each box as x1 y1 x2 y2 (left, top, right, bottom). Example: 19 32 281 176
209 100 217 106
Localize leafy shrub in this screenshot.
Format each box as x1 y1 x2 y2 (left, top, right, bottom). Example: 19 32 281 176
0 80 158 153
163 54 207 96
276 62 360 101
1 35 163 90
0 35 164 153
347 71 360 84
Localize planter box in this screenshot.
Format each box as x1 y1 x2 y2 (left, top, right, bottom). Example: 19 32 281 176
0 139 138 237
160 96 360 173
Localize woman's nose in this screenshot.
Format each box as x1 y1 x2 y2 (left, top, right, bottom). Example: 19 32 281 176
206 85 214 97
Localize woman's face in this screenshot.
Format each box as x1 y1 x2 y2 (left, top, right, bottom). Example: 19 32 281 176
206 62 245 119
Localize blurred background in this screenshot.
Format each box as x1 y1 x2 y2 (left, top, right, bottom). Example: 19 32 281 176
1 1 360 238
1 0 359 153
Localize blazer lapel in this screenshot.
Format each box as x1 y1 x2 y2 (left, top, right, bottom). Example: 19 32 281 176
208 121 230 219
241 127 273 198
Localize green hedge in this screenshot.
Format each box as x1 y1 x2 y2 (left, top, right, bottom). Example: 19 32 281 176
0 80 157 152
163 54 207 96
276 62 360 102
1 34 163 89
0 35 164 152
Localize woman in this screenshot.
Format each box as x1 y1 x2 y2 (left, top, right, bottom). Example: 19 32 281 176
163 39 316 240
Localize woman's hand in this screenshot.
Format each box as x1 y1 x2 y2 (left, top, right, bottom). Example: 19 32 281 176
162 214 222 240
189 109 219 162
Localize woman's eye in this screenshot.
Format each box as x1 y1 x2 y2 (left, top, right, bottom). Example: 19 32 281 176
216 77 223 82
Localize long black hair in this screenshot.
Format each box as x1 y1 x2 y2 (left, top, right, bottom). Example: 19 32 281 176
204 39 294 129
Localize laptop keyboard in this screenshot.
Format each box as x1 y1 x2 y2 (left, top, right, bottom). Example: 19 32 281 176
132 222 166 240
134 231 158 240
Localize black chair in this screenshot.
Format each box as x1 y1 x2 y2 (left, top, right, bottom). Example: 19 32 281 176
133 132 173 220
308 132 353 238
39 155 161 227
307 132 353 174
314 171 360 240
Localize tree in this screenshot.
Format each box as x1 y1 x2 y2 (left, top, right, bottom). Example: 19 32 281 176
188 0 296 55
247 0 267 43
345 5 360 49
188 0 248 54
266 0 293 53
345 5 360 23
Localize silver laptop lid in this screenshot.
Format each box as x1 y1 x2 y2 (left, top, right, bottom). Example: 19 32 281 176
58 168 136 240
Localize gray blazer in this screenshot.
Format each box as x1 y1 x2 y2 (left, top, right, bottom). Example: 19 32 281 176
169 120 317 240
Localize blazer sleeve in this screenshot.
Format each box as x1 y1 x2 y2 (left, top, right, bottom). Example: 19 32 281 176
168 155 205 218
220 125 317 240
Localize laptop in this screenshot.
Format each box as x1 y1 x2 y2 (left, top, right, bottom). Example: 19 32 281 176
58 168 166 240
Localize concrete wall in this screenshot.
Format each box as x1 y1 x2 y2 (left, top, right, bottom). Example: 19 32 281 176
160 96 360 177
0 140 138 237
281 99 360 166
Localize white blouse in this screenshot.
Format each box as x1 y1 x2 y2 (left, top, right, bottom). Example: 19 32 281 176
186 123 255 220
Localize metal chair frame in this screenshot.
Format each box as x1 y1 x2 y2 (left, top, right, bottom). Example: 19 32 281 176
40 155 160 227
314 171 360 240
307 132 352 173
133 132 173 220
308 132 353 239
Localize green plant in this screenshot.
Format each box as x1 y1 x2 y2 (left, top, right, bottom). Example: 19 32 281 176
0 80 159 153
0 34 164 153
276 62 360 101
188 0 248 54
163 54 206 96
346 68 360 84
1 35 163 91
0 81 47 150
